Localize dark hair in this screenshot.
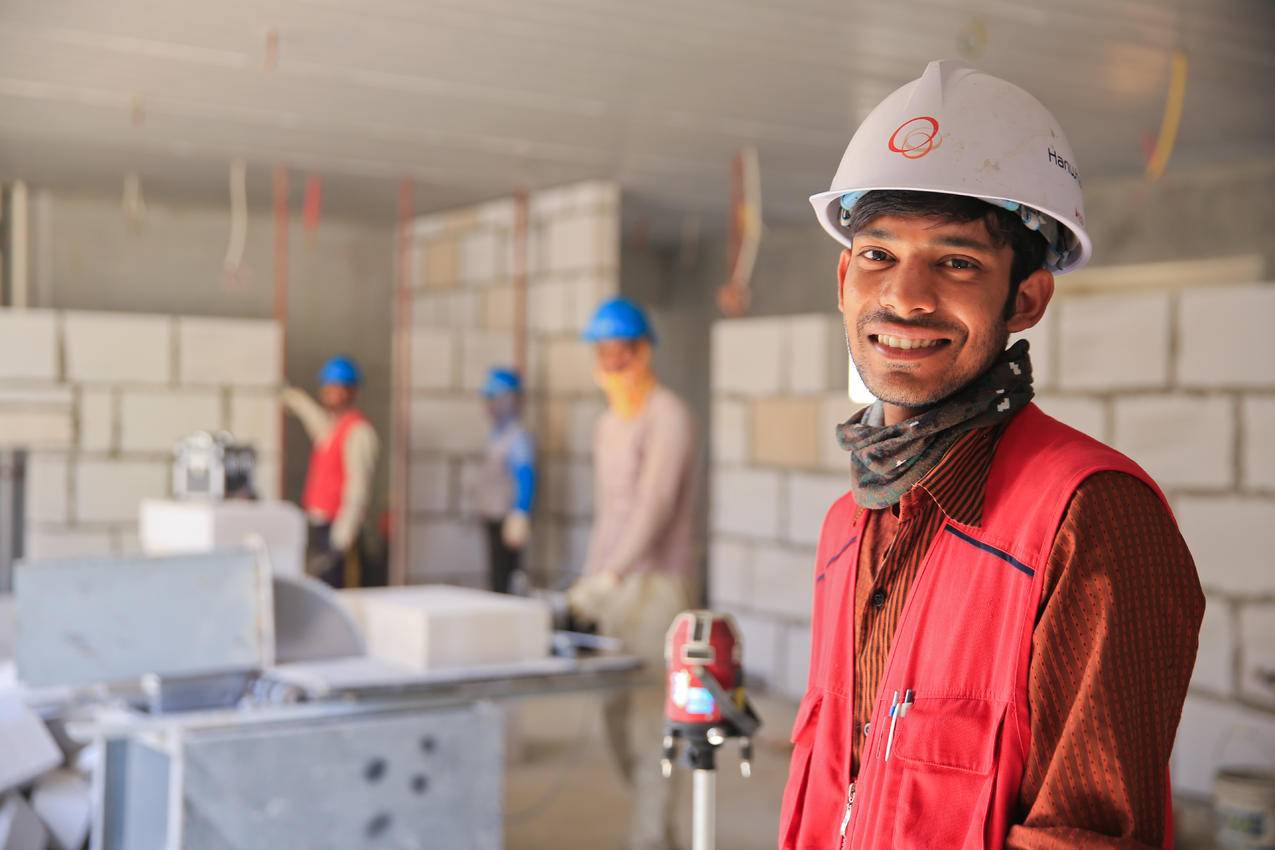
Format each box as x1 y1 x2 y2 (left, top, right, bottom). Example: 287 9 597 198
841 190 1048 317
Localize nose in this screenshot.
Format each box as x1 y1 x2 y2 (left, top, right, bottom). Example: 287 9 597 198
877 257 938 317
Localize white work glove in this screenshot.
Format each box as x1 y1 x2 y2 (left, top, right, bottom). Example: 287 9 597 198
329 522 356 553
501 510 531 550
566 571 619 624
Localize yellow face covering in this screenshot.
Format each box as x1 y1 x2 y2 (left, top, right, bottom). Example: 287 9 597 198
595 343 656 419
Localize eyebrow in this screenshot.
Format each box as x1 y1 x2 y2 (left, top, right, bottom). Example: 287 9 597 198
856 226 996 253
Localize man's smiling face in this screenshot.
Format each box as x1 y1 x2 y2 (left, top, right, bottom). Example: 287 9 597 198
837 213 1049 416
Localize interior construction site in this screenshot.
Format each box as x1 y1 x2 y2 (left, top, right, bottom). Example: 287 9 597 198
0 2 1273 849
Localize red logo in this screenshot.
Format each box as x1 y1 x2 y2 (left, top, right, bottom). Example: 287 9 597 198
888 116 942 160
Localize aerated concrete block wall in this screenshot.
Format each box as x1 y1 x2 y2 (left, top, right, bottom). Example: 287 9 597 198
708 282 1275 798
0 308 282 559
402 180 619 587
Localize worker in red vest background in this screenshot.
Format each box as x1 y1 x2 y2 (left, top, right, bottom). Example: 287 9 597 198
282 355 380 589
780 61 1203 849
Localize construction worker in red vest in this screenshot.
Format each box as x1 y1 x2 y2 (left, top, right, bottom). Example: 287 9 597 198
282 355 380 589
780 61 1203 849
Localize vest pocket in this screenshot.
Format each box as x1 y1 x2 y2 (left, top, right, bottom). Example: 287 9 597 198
778 691 822 850
889 697 1006 850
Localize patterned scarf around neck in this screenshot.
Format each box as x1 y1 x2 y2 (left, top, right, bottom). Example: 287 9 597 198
837 339 1035 509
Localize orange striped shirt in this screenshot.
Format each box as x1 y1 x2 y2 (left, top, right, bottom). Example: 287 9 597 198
849 423 1202 847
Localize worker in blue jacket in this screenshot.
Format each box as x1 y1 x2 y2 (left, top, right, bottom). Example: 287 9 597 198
474 367 536 593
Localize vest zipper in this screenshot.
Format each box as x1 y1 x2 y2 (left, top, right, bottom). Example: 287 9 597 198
837 782 855 848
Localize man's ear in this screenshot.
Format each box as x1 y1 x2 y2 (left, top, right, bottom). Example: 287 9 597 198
837 249 852 314
1005 268 1054 333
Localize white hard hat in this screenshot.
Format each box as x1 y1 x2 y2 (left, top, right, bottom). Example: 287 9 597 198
810 60 1091 273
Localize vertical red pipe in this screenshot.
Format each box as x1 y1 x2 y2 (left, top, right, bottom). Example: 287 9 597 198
390 180 415 586
273 166 289 500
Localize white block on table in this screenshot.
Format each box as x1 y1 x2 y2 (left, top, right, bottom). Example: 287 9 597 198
30 770 89 850
339 586 552 671
139 498 306 578
0 695 61 794
0 794 49 850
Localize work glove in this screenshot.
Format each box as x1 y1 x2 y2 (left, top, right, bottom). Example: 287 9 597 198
501 510 531 550
329 521 356 553
565 571 619 624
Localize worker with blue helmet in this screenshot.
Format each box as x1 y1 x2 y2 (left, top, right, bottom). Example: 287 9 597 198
473 366 536 593
569 297 698 850
281 354 380 588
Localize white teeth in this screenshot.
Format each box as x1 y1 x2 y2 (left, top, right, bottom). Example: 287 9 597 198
877 334 940 351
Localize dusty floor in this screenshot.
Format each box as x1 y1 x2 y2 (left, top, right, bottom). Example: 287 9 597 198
504 690 798 850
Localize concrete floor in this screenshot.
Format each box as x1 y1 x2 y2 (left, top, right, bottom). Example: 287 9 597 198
504 691 798 850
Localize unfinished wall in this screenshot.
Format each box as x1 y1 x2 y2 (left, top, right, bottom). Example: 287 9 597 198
0 307 282 559
20 190 394 521
707 280 1275 798
402 181 618 586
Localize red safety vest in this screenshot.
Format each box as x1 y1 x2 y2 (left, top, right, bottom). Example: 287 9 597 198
301 409 366 521
779 403 1176 850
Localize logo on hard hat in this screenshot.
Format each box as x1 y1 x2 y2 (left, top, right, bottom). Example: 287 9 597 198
888 116 942 160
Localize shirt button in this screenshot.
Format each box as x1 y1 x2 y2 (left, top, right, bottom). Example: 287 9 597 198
870 589 887 609
863 721 872 736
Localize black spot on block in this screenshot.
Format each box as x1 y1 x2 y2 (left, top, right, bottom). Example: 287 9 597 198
365 812 392 839
411 774 429 795
364 757 387 783
419 735 436 754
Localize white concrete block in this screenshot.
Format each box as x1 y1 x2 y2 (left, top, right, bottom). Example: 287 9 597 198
74 459 168 523
711 400 749 465
1178 285 1275 388
787 315 845 395
119 388 222 453
411 294 450 328
529 279 571 334
461 332 515 392
1009 310 1054 390
456 228 504 285
474 197 516 230
1191 596 1233 696
574 180 620 211
712 319 785 397
63 311 171 384
730 613 781 687
409 396 487 454
780 624 812 699
708 538 752 610
1034 395 1107 441
1172 695 1275 797
1243 396 1275 490
30 769 90 850
254 456 281 502
1177 497 1275 595
78 388 114 451
228 391 280 455
0 387 71 405
410 329 457 390
25 453 68 524
0 694 62 793
341 585 550 670
543 339 595 394
1058 293 1171 390
819 394 860 471
1239 603 1275 709
178 317 280 387
0 409 73 449
0 309 58 381
783 473 849 547
409 458 451 514
450 292 480 328
749 544 814 621
568 273 617 334
1113 395 1234 489
711 468 781 540
0 793 49 850
139 498 306 579
23 527 113 560
407 518 486 581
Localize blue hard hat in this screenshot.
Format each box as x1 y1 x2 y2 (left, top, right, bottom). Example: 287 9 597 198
317 355 361 387
482 367 522 398
581 298 656 344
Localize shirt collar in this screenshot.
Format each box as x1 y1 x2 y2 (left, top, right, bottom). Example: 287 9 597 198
897 422 1006 527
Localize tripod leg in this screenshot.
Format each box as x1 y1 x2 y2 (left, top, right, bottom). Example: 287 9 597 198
692 768 716 850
